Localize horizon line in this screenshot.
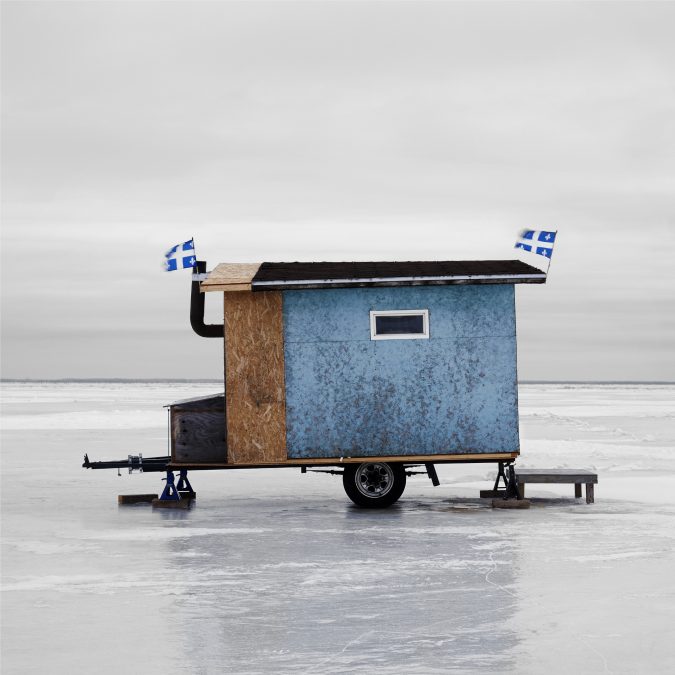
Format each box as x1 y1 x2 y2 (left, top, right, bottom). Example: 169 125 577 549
1 378 674 385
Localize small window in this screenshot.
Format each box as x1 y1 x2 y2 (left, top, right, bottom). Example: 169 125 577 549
370 310 429 340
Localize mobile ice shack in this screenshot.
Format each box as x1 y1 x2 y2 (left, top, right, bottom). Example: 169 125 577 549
85 258 546 507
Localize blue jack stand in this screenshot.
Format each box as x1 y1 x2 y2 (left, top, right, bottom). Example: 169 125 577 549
176 469 196 499
152 471 191 509
159 471 181 501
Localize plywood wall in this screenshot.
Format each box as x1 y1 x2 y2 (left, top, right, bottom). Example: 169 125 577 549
224 291 287 464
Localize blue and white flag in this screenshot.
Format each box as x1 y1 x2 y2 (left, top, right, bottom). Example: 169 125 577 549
515 229 557 259
164 239 197 271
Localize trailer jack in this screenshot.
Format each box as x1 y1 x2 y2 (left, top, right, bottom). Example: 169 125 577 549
487 461 523 501
158 471 181 501
157 470 196 502
176 469 196 499
492 461 509 492
503 463 522 500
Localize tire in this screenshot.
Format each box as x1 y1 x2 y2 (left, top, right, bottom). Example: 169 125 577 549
342 462 406 508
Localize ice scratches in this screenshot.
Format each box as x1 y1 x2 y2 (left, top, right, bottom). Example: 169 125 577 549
299 629 377 675
3 555 510 597
297 556 507 590
87 527 271 541
10 540 97 555
575 632 611 674
522 406 675 419
229 619 291 630
471 541 505 551
300 609 512 675
484 550 517 599
3 574 127 593
2 568 254 594
569 551 653 563
290 525 469 536
1 410 164 430
198 569 257 578
260 561 322 570
427 502 488 512
467 530 504 539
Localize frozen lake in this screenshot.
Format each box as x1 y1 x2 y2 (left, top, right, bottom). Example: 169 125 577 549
2 382 675 673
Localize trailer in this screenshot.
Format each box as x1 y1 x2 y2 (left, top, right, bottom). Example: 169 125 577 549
84 258 546 507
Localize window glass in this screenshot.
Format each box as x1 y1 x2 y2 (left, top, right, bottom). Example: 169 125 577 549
370 310 429 340
375 314 424 335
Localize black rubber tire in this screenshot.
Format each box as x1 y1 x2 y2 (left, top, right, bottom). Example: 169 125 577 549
342 462 406 508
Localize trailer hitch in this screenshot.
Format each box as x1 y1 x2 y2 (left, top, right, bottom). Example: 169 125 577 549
82 454 170 473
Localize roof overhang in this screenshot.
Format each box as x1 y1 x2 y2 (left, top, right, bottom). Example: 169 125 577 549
201 260 546 292
199 263 262 292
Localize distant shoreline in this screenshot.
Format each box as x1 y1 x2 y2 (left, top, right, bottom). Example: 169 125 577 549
1 378 674 385
0 378 223 383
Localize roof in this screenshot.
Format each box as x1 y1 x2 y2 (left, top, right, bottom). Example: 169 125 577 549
201 260 546 292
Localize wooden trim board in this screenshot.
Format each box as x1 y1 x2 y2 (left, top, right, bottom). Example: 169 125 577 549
201 263 261 293
170 452 519 470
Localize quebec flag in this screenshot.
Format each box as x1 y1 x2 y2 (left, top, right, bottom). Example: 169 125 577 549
164 239 197 271
515 229 557 259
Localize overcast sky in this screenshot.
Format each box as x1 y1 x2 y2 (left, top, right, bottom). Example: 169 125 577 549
2 0 674 380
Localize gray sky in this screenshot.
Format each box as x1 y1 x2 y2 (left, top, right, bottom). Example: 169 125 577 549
2 0 674 380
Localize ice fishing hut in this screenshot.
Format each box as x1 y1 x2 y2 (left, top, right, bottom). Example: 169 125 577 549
159 259 546 506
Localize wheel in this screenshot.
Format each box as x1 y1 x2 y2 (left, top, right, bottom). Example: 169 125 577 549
342 462 406 508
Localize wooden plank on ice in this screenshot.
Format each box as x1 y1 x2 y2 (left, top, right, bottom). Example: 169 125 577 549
118 494 158 504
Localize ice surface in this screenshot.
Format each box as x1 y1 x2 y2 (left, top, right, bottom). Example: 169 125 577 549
1 382 674 673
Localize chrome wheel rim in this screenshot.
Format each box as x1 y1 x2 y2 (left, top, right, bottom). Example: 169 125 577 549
354 463 395 499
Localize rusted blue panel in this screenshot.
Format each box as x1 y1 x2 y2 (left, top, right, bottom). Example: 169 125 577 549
283 285 519 458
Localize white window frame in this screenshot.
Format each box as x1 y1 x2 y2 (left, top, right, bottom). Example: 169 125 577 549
370 309 429 341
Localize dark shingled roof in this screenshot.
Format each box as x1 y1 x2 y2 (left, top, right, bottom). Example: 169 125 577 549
252 260 546 290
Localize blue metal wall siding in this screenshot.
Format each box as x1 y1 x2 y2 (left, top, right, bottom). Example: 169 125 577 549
283 286 519 458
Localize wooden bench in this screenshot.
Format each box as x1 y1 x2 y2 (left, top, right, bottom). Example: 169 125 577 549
516 469 598 504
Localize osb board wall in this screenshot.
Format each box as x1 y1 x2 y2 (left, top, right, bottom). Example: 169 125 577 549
224 291 287 463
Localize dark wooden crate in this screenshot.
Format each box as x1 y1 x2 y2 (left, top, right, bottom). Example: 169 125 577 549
170 394 226 463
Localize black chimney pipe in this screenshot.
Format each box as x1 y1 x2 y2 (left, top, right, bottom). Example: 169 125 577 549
190 261 223 338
